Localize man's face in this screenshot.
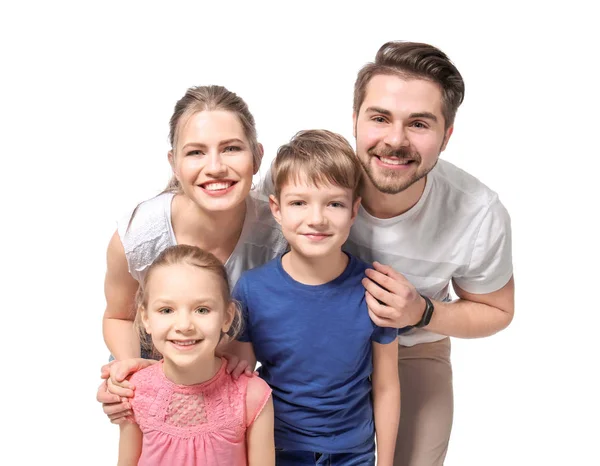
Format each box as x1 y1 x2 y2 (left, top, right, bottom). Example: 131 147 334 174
353 74 453 194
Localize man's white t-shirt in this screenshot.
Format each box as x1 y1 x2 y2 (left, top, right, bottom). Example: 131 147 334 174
344 159 513 347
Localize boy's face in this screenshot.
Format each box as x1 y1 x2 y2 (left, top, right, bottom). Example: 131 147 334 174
269 176 361 260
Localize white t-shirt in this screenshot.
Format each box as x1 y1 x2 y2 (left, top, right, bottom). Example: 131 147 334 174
117 190 288 287
344 159 513 346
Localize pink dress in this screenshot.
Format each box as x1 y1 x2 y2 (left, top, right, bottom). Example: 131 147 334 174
130 358 272 466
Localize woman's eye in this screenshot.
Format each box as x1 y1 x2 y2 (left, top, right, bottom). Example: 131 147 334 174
195 307 210 315
186 150 204 156
224 146 241 153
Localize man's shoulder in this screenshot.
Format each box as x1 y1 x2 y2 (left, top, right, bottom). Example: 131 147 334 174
432 159 499 206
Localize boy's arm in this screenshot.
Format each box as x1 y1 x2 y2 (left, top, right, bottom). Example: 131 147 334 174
118 422 142 466
372 337 400 466
222 340 257 372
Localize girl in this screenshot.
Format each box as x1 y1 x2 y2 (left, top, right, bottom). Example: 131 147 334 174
101 85 287 364
118 244 275 466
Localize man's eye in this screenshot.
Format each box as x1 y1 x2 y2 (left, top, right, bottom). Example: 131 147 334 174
412 121 427 129
372 116 386 123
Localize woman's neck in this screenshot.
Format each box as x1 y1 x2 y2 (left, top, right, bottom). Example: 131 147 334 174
282 249 349 285
171 194 247 263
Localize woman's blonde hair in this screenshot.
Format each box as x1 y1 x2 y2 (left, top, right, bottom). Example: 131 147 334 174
271 129 362 200
135 244 242 356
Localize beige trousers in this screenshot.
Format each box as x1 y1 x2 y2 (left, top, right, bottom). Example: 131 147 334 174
394 338 453 466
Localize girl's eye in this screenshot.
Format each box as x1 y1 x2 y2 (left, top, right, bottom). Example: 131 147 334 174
159 308 173 314
195 307 210 315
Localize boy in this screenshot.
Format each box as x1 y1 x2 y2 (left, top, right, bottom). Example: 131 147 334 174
229 129 400 465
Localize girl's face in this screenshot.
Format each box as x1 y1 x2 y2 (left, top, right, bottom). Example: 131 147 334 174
141 263 234 375
169 110 258 213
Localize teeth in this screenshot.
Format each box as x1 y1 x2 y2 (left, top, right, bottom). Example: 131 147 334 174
172 340 199 346
379 156 411 165
203 182 232 191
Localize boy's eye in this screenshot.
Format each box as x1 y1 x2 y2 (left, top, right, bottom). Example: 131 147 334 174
289 200 305 206
195 307 210 315
158 307 173 314
329 202 345 208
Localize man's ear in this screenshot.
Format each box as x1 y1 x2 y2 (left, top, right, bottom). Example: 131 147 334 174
352 112 358 138
269 194 282 225
254 143 264 175
440 126 454 152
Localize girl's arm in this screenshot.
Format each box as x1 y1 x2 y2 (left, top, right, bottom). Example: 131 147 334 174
246 380 275 466
102 230 141 360
372 337 400 466
118 422 142 466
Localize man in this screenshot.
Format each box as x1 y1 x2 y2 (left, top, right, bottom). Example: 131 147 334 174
345 41 514 466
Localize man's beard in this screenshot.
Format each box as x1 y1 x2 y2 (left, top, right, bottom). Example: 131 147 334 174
359 146 436 195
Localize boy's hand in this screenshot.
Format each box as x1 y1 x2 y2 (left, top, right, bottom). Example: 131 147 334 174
362 261 426 328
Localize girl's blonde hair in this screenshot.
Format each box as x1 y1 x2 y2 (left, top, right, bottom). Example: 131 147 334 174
135 245 242 356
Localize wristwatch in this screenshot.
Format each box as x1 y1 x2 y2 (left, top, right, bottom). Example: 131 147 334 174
414 294 434 328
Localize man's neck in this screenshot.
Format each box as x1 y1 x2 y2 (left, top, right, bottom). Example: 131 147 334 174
282 249 348 286
360 177 426 219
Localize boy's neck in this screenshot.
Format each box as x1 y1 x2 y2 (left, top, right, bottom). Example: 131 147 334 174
162 355 221 386
282 249 349 285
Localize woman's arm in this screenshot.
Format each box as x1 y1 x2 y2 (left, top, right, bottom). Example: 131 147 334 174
118 422 142 466
102 230 141 360
372 338 400 466
246 392 275 466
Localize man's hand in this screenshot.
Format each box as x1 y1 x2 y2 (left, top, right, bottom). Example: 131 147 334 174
362 261 426 328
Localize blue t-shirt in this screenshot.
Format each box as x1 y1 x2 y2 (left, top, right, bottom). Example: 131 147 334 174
233 253 397 453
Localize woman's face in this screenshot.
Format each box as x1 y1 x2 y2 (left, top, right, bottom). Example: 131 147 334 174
169 110 257 213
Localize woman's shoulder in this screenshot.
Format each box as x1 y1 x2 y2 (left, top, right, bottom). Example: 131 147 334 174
243 191 287 252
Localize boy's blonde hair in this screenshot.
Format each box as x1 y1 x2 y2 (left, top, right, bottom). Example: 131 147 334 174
135 244 242 356
271 129 362 200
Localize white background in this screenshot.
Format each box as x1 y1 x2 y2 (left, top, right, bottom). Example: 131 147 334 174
1 1 598 464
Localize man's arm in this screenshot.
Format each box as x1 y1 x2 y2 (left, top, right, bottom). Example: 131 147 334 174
363 262 514 338
372 338 400 466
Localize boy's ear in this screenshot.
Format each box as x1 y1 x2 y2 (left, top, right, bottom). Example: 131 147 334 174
269 194 282 225
351 196 362 221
